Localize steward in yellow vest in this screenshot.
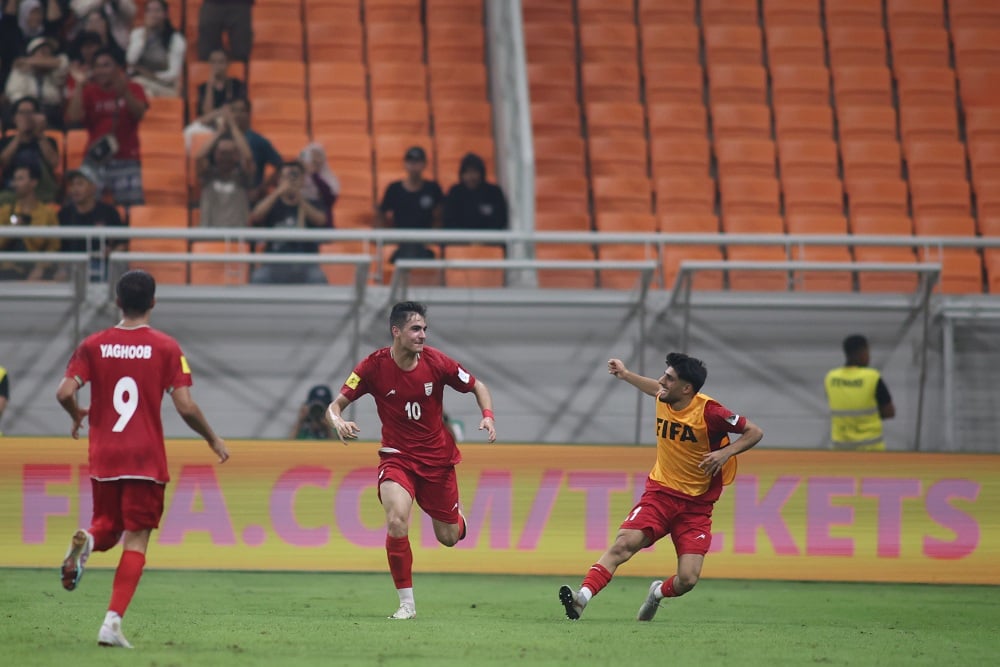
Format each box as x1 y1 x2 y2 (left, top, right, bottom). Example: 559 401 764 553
824 334 895 451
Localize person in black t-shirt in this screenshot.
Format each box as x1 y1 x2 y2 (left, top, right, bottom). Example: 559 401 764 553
377 146 444 263
443 153 508 232
57 164 126 281
0 97 60 204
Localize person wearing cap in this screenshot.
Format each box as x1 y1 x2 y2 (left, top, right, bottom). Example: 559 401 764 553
4 35 69 129
377 145 444 263
442 152 508 233
0 162 60 280
0 96 59 204
290 384 336 440
57 163 126 281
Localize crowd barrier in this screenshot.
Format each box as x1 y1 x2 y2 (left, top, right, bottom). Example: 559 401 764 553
4 439 997 584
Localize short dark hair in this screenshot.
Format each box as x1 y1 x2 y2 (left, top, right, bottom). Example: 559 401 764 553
116 270 156 316
281 160 305 175
93 47 125 68
390 301 427 331
13 162 41 182
12 96 40 116
665 352 708 393
843 334 869 357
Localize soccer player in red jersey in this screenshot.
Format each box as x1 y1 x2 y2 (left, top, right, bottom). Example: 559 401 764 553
56 269 229 647
326 301 497 619
559 352 763 621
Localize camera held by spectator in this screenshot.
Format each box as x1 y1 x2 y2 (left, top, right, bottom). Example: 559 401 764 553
291 384 335 440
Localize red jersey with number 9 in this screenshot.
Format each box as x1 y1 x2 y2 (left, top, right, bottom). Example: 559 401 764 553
339 346 476 467
65 324 192 483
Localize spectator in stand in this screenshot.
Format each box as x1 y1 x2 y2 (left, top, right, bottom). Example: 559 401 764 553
197 107 253 228
125 0 184 98
442 153 508 233
197 0 252 63
65 47 147 207
249 160 329 284
377 146 443 262
4 36 69 129
65 30 103 94
182 48 245 149
0 162 60 280
300 142 338 227
0 96 59 204
229 97 282 205
0 0 65 89
0 95 59 200
289 384 335 440
57 163 126 280
70 0 133 58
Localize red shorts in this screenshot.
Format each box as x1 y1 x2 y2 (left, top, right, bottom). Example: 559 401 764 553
91 478 165 534
620 478 714 556
377 456 461 524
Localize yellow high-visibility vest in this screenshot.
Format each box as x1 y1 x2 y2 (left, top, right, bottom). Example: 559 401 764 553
824 366 884 451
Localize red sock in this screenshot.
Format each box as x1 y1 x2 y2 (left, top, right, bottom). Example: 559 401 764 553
386 535 413 589
108 550 145 616
581 563 612 597
660 575 680 598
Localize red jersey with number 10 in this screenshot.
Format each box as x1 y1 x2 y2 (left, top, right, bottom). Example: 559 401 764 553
65 324 192 483
339 346 476 467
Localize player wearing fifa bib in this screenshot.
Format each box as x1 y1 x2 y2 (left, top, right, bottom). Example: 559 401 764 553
56 270 229 648
559 352 763 622
327 301 497 620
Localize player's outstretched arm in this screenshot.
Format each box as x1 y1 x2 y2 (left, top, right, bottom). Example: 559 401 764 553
55 377 88 439
326 394 361 445
471 379 496 442
170 386 229 463
607 358 661 397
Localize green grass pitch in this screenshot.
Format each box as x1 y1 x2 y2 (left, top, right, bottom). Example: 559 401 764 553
2 569 997 666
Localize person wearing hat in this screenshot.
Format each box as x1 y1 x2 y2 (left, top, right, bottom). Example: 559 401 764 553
0 96 59 204
4 35 69 129
377 146 444 263
290 384 336 440
57 163 126 281
442 152 508 233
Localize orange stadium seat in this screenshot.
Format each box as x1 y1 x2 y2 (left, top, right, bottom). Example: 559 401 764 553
577 0 635 23
841 139 903 180
128 205 188 228
832 66 894 106
597 244 659 290
587 136 649 178
715 138 777 179
638 0 695 25
318 241 373 284
707 65 768 105
594 212 657 233
895 67 956 107
710 104 772 140
660 213 720 234
534 243 597 289
308 62 366 100
142 168 188 207
985 250 1000 293
720 176 782 216
581 62 641 104
647 103 708 140
774 105 834 140
886 0 945 29
253 21 304 60
777 138 840 179
723 214 784 234
126 238 188 285
372 99 430 135
366 0 421 23
528 63 578 105
535 175 590 216
786 213 850 235
305 21 363 61
264 131 311 160
138 129 186 172
851 214 913 236
531 102 582 138
958 67 1000 108
432 100 492 136
766 26 826 66
770 65 831 106
969 140 1000 184
913 215 977 237
310 96 369 135
791 245 854 293
429 63 488 101
189 241 251 286
763 0 820 25
523 22 576 63
369 63 427 101
837 106 898 142
726 245 790 292
662 244 725 291
952 28 1000 71
824 0 884 28
641 24 700 66
910 180 973 217
444 245 505 288
427 22 485 64
703 25 763 67
332 169 376 211
533 136 587 178
782 178 846 217
143 97 184 131
853 245 921 293
845 179 911 217
521 0 573 24
578 23 638 64
644 64 704 105
654 176 716 214
889 26 951 68
251 98 308 134
592 176 653 214
701 0 759 25
585 102 645 138
650 136 711 178
305 2 362 23
904 140 968 181
917 247 983 294
248 60 306 99
828 27 888 68
426 0 483 25
949 0 1000 29
315 132 373 172
366 22 423 63
534 212 592 232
